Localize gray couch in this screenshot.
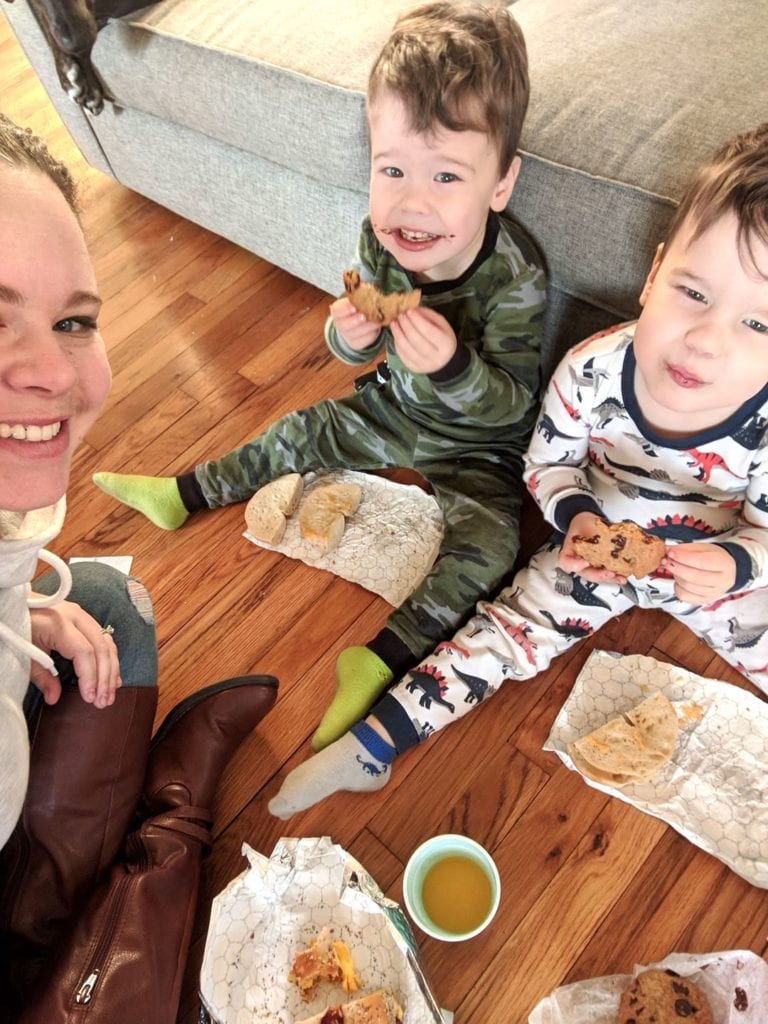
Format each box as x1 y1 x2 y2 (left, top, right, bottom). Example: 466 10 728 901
5 0 767 372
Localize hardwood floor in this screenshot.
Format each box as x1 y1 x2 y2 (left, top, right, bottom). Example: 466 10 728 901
2 13 766 1023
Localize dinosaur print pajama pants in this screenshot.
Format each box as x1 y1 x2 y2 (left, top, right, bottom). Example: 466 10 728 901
375 540 768 746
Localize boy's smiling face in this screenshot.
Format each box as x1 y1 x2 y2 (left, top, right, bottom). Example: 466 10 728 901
367 90 519 284
633 211 768 438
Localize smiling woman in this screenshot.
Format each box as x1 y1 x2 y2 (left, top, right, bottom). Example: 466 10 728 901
0 114 278 1023
0 128 110 511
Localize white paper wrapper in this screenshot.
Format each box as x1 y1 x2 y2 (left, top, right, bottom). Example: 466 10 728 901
544 651 768 888
199 837 444 1024
528 949 768 1022
244 470 443 607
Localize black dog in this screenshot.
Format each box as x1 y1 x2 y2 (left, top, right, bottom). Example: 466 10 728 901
4 0 156 114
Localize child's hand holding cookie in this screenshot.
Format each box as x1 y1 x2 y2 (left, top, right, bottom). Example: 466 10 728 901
329 295 383 351
390 306 457 374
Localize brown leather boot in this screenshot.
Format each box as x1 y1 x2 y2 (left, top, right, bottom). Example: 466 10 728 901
0 684 158 1011
19 674 278 1024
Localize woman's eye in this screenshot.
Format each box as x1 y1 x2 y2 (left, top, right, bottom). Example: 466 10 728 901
54 316 98 334
744 318 768 334
434 172 458 184
383 166 403 178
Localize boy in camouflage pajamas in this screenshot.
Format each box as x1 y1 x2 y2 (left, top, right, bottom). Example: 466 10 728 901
268 122 768 819
94 2 547 748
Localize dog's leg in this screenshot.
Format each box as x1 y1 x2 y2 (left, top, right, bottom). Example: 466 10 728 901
20 0 107 114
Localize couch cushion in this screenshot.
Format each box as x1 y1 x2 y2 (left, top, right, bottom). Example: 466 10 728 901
93 0 413 194
511 0 768 334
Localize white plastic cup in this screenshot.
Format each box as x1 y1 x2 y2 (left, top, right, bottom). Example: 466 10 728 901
402 834 500 942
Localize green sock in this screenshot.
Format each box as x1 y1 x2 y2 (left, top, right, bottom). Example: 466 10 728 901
92 472 190 531
268 730 392 819
311 646 393 752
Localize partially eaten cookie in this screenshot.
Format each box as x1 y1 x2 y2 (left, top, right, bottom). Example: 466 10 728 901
343 270 421 326
572 519 665 578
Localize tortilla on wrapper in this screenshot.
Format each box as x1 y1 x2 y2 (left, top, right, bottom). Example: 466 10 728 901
567 690 679 785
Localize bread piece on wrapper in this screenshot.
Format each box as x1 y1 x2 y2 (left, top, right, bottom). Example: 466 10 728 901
299 482 362 552
295 987 404 1024
244 473 304 545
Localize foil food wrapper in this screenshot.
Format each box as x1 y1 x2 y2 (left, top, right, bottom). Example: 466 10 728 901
199 837 444 1024
528 950 768 1023
543 651 768 887
244 470 444 607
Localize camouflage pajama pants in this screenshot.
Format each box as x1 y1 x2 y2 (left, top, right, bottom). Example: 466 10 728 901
378 540 768 744
194 382 524 661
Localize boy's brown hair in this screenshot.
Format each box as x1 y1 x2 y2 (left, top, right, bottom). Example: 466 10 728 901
0 112 78 212
665 121 768 276
367 1 529 177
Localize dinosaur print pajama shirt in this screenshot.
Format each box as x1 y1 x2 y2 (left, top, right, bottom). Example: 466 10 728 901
373 323 768 747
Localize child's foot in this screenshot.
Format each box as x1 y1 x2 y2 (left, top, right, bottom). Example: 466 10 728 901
93 472 189 530
311 647 393 751
268 725 395 819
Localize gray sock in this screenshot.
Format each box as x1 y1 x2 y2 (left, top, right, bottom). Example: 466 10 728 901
268 731 391 819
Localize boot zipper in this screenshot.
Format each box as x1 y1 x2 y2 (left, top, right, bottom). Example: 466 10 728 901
72 871 133 1006
75 971 99 1004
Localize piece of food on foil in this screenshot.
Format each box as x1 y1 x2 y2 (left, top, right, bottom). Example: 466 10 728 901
295 987 404 1024
289 927 362 1002
567 690 680 786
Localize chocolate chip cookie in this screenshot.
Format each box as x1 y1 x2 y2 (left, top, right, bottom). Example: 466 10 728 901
618 968 714 1023
572 519 665 578
342 270 421 326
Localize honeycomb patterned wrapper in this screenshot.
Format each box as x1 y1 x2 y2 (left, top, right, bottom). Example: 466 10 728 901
243 470 444 608
543 650 768 888
199 836 444 1024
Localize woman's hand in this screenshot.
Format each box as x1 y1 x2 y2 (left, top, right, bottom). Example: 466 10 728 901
29 600 122 708
329 296 382 351
559 512 629 585
662 543 737 604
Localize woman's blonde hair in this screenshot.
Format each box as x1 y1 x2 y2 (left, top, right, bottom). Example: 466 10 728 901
0 113 77 211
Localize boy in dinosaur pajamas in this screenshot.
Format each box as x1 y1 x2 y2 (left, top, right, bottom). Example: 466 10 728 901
93 2 546 749
268 122 768 818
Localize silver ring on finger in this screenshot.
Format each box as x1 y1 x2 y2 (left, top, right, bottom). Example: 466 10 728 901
100 624 115 636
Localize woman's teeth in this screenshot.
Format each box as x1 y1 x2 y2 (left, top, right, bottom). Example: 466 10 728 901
0 422 62 441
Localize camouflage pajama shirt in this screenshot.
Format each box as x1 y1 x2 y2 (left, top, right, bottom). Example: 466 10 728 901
193 214 546 660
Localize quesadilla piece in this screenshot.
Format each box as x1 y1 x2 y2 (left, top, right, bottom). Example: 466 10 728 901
568 745 636 787
567 690 679 785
